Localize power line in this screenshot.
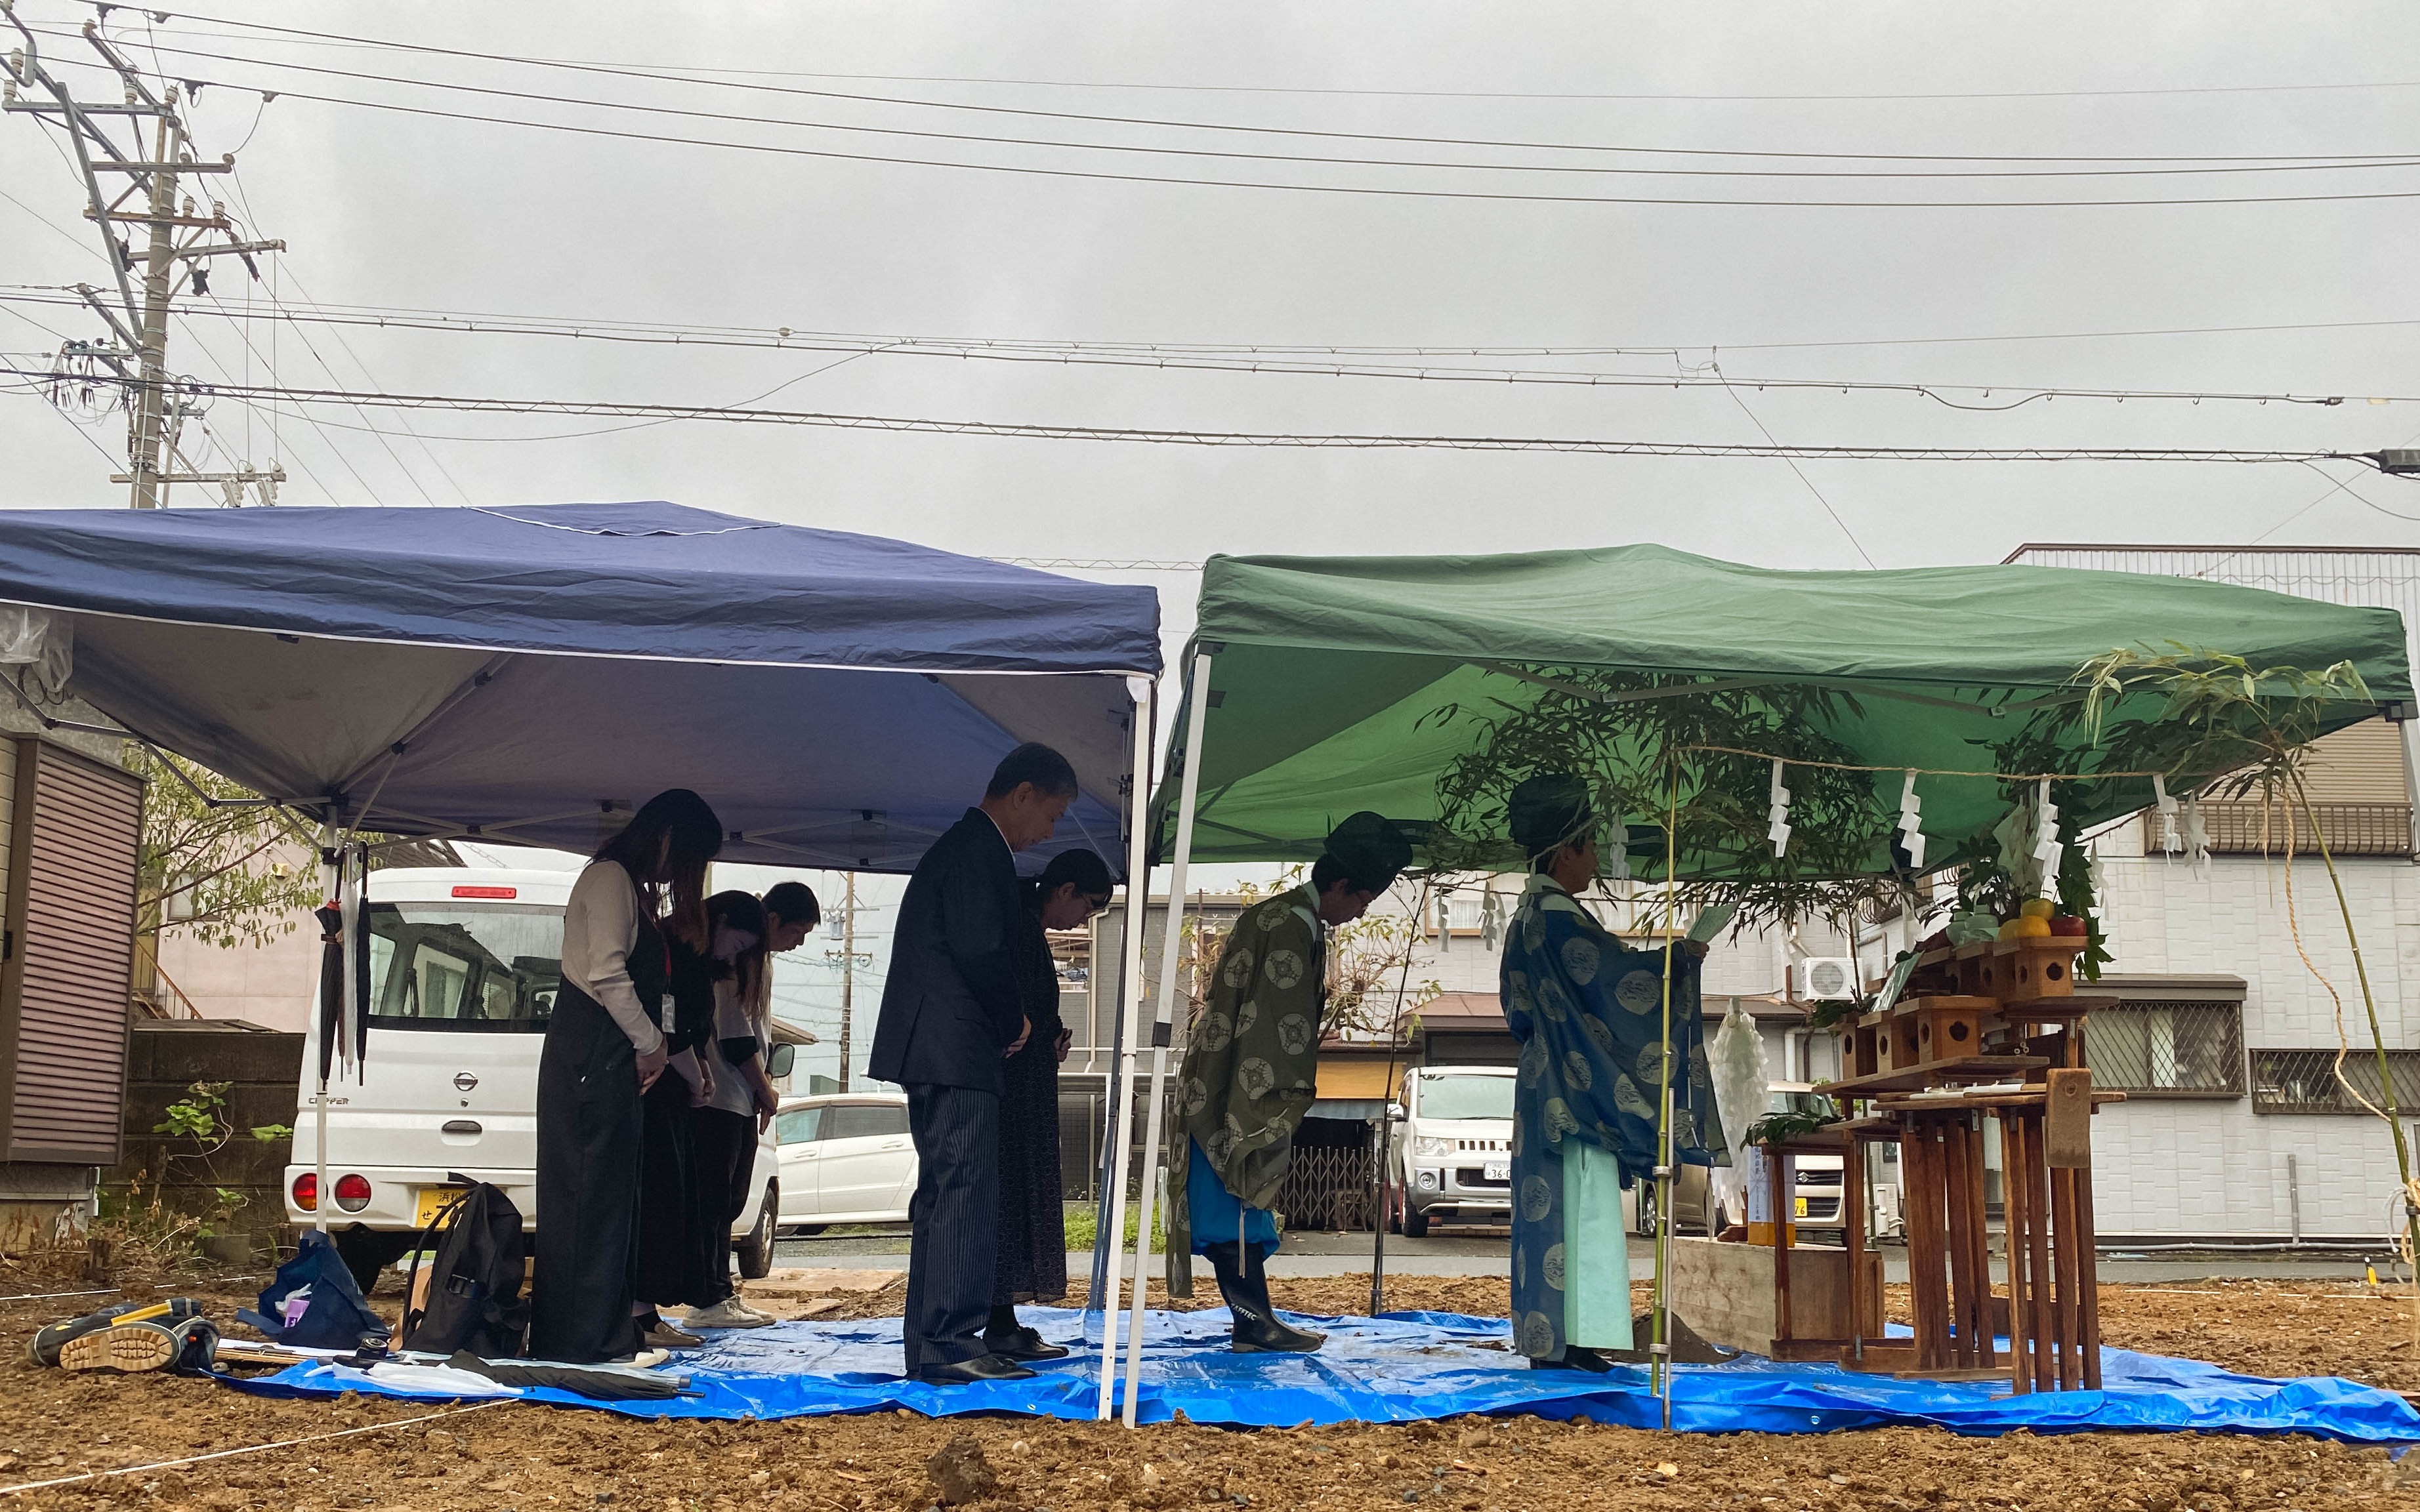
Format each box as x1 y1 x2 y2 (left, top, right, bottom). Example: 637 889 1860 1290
31 41 2420 209
0 290 2399 409
49 25 2420 176
92 14 2420 107
3 365 2402 466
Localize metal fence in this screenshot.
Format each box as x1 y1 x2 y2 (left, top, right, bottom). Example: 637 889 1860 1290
1277 1141 1382 1233
2148 802 2414 858
2083 1002 2245 1097
2251 1048 2420 1114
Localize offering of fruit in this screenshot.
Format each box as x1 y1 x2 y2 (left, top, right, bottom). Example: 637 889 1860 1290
2009 915 2053 939
2049 915 2089 938
2019 898 2056 920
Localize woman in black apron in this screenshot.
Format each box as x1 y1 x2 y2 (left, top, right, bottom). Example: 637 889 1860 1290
532 788 723 1364
986 848 1114 1359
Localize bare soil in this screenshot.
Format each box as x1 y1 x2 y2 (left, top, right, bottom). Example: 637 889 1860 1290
0 1261 2414 1512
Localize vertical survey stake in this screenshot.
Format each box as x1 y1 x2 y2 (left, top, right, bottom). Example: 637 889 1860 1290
1896 770 1925 870
1767 758 1792 858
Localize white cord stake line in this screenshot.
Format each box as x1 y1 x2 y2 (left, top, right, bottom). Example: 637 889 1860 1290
0 1400 509 1497
1895 770 1925 871
1767 759 1792 858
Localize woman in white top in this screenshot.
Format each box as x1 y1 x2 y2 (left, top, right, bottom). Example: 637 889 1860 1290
531 788 722 1365
682 885 818 1330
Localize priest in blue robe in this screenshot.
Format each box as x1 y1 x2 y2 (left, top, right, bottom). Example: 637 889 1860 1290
1499 773 1726 1371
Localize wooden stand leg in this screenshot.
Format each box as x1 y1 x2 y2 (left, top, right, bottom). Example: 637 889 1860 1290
2075 1163 2102 1390
1999 1113 2031 1394
2024 1117 2057 1394
1941 1118 1980 1369
1965 1113 1997 1370
1904 1124 1951 1374
2050 1166 2082 1391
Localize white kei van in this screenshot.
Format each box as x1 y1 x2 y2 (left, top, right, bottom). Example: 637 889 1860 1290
285 868 783 1292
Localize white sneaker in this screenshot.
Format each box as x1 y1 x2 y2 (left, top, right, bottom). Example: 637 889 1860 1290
736 1297 782 1323
611 1348 673 1369
685 1297 775 1330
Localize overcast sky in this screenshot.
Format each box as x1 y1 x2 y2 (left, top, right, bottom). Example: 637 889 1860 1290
17 3 2420 1080
5 0 2417 665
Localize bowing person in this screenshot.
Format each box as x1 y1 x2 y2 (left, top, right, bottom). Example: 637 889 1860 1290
1498 773 1724 1373
1165 812 1411 1353
533 788 723 1365
988 848 1114 1361
870 743 1079 1384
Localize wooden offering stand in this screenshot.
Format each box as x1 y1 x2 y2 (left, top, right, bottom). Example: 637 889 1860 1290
1806 939 2125 1391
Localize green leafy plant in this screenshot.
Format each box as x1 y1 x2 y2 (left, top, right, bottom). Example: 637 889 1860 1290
1419 667 1901 933
2031 647 2407 1273
1743 1110 1832 1147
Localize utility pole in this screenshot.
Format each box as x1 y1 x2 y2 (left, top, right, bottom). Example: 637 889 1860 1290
822 875 879 1091
4 7 287 507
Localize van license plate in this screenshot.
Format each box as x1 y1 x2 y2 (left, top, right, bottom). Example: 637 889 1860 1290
415 1188 468 1225
1483 1162 1509 1182
1793 1196 1810 1218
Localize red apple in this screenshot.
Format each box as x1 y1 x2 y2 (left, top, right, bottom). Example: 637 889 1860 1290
2048 915 2089 937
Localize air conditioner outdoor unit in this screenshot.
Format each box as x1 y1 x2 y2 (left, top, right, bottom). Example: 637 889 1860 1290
1797 956 1860 1002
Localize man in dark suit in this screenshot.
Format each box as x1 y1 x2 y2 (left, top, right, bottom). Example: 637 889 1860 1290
869 742 1077 1383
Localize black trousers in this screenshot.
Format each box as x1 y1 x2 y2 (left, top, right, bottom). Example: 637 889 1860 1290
636 1072 716 1310
902 1082 1001 1374
531 993 642 1364
690 1106 759 1305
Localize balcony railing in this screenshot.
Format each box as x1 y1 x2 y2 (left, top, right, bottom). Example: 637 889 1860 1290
2143 802 2412 858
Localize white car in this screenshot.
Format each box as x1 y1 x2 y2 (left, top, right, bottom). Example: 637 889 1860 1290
285 867 787 1292
1384 1065 1516 1238
773 1093 916 1233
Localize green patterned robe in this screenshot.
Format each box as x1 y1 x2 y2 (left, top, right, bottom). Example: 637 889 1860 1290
1164 884 1327 1298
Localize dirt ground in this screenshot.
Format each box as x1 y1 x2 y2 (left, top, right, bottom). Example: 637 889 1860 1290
0 1263 2415 1512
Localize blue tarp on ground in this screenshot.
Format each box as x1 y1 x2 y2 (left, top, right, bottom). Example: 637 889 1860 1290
230 1307 2420 1443
0 503 1160 870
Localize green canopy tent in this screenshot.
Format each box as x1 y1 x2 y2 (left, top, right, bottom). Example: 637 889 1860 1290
1099 543 2412 1423
1152 544 2414 871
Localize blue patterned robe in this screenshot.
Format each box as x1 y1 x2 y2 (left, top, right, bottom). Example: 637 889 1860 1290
1501 873 1725 1363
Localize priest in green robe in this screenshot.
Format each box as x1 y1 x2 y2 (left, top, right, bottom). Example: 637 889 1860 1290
1501 774 1724 1371
1166 811 1412 1352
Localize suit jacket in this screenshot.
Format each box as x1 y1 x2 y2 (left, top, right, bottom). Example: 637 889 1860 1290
867 808 1027 1093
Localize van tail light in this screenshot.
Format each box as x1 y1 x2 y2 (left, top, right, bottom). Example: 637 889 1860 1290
291 1173 318 1212
333 1174 373 1212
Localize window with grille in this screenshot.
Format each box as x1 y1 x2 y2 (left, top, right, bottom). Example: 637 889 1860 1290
2083 1001 2244 1097
2251 1049 2420 1114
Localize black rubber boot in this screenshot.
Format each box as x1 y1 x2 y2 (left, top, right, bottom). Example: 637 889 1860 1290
984 1303 1070 1362
1204 1241 1324 1354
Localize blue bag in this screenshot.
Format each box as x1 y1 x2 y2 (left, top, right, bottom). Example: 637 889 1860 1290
238 1228 394 1352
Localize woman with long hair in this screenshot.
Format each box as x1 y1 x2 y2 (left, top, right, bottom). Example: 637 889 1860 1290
532 788 723 1364
984 848 1114 1360
680 886 816 1330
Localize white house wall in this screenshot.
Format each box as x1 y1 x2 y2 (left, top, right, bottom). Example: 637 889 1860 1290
2091 833 2419 1240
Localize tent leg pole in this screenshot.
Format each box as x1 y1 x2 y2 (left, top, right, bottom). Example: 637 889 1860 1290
312 823 335 1235
1119 652 1211 1427
1090 682 1156 1316
1094 676 1156 1419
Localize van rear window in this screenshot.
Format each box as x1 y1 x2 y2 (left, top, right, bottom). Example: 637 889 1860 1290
367 902 561 1032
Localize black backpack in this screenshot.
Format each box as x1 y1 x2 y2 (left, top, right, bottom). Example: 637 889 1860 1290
400 1178 530 1359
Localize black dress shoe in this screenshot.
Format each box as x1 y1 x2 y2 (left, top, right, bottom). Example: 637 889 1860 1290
1547 1345 1618 1373
1230 1311 1327 1355
915 1352 1037 1385
984 1325 1072 1362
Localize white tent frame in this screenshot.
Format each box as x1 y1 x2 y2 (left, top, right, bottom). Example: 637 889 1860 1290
1104 652 1214 1424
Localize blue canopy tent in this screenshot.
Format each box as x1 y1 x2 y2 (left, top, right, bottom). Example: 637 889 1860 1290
0 502 1165 1412
0 501 1159 869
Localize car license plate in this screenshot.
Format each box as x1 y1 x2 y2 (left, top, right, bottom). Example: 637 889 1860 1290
415 1187 467 1226
1484 1162 1510 1182
1793 1196 1810 1218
